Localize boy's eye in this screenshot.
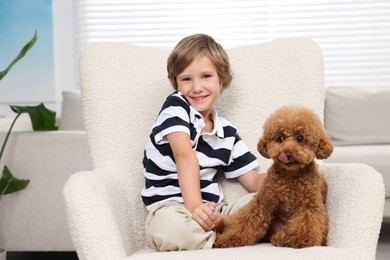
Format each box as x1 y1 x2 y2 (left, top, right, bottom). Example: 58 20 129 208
182 77 191 81
202 74 212 79
276 136 284 143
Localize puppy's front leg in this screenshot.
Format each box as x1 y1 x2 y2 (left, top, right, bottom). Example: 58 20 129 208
214 195 274 248
286 204 328 248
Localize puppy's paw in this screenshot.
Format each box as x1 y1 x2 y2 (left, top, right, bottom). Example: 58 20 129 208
287 224 326 248
213 234 235 248
270 230 289 247
288 239 314 248
214 233 246 248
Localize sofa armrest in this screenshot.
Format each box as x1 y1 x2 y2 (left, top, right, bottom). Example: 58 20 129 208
0 130 91 251
64 169 136 260
320 163 385 257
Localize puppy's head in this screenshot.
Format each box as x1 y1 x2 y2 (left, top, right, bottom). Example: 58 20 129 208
257 105 333 170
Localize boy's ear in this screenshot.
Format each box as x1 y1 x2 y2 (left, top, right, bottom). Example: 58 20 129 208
316 135 334 159
257 137 270 158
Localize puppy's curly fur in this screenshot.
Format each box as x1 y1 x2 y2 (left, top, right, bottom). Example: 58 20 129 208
214 105 333 249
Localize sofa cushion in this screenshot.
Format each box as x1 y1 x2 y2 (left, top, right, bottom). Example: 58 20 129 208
59 90 85 130
0 115 32 131
325 86 390 146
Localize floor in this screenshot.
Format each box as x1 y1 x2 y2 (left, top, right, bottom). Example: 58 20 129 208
7 252 77 260
6 222 390 260
377 222 390 260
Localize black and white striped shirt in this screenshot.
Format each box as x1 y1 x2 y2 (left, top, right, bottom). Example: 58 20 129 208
141 92 259 211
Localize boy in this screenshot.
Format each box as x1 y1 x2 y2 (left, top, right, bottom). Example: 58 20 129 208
141 34 267 251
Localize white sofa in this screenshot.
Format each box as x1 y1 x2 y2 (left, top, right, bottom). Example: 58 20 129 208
0 38 386 257
0 103 91 251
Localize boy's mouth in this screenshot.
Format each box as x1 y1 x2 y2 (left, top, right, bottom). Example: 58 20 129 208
191 95 208 101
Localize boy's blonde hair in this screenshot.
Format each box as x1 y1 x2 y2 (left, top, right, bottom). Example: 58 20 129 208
167 34 233 90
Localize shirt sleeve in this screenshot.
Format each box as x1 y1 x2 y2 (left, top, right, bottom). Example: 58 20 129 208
152 94 191 145
223 134 260 179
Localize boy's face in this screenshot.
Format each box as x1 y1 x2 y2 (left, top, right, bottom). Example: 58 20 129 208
176 54 222 120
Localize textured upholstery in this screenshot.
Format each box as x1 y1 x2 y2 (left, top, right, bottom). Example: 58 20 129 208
63 38 385 260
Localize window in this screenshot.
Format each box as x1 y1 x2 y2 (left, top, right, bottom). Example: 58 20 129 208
74 0 390 87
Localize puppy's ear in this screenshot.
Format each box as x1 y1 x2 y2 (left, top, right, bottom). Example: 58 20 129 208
316 135 334 159
257 137 270 158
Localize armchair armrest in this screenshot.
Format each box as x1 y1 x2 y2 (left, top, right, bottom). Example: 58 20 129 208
64 168 137 260
321 163 385 258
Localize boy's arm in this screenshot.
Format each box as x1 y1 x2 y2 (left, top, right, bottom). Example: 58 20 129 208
237 169 268 192
167 131 202 211
167 132 217 230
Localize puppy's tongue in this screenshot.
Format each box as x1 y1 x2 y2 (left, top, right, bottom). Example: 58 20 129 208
279 152 289 163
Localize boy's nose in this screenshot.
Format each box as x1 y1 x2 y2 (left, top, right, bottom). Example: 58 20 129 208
193 80 203 92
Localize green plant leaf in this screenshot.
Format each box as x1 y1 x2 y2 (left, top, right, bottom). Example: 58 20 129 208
10 103 58 131
0 30 38 81
0 166 30 197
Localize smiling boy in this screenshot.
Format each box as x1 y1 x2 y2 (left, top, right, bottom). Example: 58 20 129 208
141 34 267 251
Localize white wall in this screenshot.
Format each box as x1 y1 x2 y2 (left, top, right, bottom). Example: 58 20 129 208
52 0 76 117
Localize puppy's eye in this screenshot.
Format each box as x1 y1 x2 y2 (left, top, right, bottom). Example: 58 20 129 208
276 136 284 143
296 135 304 143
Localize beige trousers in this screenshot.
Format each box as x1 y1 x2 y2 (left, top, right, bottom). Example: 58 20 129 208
145 193 256 251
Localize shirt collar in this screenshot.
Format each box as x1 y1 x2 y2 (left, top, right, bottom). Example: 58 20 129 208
200 109 225 138
212 110 225 138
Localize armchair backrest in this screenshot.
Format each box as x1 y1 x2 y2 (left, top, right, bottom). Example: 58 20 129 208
79 38 325 251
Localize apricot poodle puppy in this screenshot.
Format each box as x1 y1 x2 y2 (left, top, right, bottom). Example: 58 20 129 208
214 105 333 249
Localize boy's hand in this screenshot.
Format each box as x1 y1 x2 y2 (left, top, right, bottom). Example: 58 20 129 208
191 202 218 231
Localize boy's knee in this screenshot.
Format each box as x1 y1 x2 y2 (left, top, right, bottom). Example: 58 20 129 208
146 205 215 251
147 207 185 237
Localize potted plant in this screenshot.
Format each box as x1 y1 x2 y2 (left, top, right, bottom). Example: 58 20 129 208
0 30 58 260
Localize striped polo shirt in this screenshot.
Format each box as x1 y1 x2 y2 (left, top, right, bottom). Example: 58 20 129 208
141 92 259 211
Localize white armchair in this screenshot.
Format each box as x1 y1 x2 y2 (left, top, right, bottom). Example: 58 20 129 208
63 38 385 260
